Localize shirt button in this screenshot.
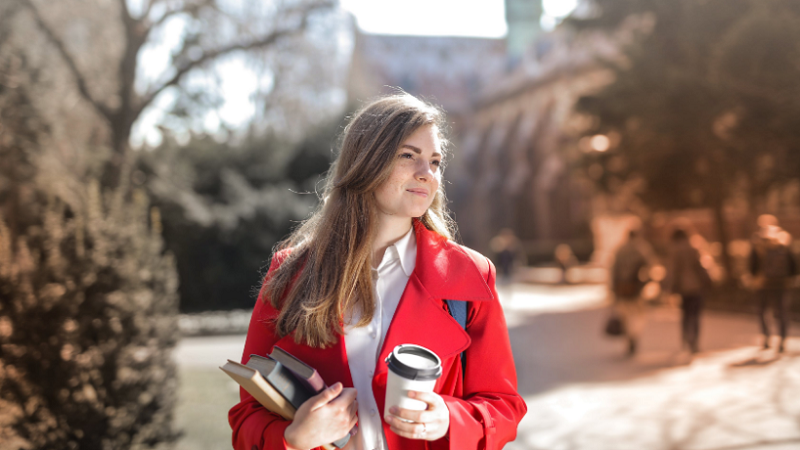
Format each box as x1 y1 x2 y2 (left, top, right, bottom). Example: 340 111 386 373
370 409 377 416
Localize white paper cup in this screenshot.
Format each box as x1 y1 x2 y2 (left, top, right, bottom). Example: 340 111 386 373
384 344 442 418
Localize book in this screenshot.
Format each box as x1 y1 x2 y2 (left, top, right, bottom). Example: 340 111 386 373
246 355 315 410
219 360 294 420
222 354 350 449
269 345 327 393
264 348 354 448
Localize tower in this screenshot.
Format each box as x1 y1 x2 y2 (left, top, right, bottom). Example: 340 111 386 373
505 0 543 60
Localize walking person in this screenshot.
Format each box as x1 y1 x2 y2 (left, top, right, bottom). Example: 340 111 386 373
229 94 526 450
749 215 797 353
489 228 521 286
663 229 712 354
554 244 577 285
610 229 654 356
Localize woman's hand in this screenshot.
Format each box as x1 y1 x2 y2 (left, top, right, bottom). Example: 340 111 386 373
384 390 450 441
284 382 358 450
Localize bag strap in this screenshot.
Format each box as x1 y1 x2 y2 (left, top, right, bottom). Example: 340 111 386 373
445 299 468 374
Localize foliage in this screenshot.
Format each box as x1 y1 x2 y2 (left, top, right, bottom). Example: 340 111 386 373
568 0 800 277
136 116 344 312
0 3 179 449
572 0 800 210
0 188 180 450
18 0 342 187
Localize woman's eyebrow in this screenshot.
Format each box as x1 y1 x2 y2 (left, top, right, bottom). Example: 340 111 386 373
401 144 441 157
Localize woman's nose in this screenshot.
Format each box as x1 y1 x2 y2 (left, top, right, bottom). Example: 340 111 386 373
415 160 434 181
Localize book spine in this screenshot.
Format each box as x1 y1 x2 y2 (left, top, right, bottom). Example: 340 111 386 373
265 368 314 409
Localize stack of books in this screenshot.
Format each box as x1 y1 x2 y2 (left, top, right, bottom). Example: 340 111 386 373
221 346 352 449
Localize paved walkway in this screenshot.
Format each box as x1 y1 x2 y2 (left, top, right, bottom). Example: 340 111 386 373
502 284 800 450
174 283 800 449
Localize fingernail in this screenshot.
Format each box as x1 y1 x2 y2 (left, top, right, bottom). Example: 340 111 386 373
408 391 416 398
389 406 398 414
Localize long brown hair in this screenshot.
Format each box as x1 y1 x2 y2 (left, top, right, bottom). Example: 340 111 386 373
264 93 455 348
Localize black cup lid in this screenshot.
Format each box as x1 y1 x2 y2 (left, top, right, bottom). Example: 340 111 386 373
384 344 442 381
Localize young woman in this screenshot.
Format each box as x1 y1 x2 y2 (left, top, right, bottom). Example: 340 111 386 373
229 94 526 450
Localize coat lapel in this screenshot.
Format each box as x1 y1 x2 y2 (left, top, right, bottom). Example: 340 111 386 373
372 220 494 412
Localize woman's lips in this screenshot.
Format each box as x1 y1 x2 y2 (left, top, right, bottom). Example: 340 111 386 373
406 188 429 197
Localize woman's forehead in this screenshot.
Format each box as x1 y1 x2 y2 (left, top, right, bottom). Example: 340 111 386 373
401 125 442 153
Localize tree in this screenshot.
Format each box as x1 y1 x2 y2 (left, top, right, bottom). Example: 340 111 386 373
568 0 800 279
0 0 345 447
136 115 342 312
19 0 338 188
0 8 180 448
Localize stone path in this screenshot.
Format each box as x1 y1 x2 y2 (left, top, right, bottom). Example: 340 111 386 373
502 284 800 450
173 283 800 449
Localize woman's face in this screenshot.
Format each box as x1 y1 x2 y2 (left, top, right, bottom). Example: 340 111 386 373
374 124 442 221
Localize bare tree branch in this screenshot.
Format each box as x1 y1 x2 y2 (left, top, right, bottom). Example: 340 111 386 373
146 0 219 32
141 0 162 21
135 9 323 117
147 6 186 31
118 0 134 25
20 0 114 122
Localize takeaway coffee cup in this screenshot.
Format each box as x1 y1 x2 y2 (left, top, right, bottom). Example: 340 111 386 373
384 344 442 417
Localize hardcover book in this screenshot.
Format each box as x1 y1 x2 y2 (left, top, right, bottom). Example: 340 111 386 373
219 360 293 420
222 350 352 449
246 355 315 409
269 346 327 393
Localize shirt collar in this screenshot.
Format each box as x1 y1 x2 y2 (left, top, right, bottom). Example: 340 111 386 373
376 225 416 277
394 225 417 277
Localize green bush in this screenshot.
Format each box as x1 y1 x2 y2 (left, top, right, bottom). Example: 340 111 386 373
0 37 180 450
0 187 180 450
137 118 342 313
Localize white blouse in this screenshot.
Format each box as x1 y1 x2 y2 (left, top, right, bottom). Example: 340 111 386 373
344 227 417 450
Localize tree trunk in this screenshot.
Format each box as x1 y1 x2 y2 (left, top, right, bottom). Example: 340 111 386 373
101 112 133 189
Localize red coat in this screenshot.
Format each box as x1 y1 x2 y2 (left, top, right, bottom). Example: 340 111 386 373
229 220 526 450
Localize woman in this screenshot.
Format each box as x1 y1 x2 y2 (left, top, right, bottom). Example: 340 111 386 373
229 94 526 450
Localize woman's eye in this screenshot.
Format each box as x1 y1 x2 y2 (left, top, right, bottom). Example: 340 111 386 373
400 153 414 160
431 160 441 167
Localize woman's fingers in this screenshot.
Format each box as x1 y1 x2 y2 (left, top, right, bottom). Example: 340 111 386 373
384 391 450 441
348 396 359 420
386 414 428 439
387 405 430 424
309 382 344 410
329 387 358 408
408 390 438 407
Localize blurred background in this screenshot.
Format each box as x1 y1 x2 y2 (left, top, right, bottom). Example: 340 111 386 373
1 0 799 449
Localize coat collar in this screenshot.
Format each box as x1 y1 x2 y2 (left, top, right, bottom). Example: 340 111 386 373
371 219 495 387
409 218 494 302
269 219 495 398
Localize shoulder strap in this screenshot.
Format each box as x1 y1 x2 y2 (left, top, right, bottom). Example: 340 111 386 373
445 299 468 374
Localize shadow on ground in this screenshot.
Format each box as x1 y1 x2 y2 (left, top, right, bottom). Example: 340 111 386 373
505 294 800 450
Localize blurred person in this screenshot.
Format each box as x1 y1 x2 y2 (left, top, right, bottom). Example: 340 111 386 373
554 243 577 285
490 227 521 286
749 215 797 353
610 229 655 356
663 228 713 354
229 94 526 450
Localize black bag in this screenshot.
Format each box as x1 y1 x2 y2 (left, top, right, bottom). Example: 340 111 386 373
604 314 626 337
